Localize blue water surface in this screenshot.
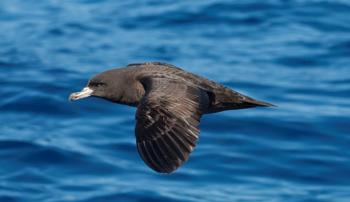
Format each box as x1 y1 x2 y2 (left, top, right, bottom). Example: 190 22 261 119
1 0 350 201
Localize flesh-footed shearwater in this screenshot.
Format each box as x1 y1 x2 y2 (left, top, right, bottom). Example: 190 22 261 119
69 62 274 173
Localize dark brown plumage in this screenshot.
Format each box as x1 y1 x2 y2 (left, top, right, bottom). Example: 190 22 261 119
69 62 274 173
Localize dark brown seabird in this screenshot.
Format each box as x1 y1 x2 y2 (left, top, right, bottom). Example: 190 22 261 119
69 62 274 173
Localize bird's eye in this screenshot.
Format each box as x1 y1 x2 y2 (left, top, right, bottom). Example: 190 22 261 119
96 82 104 87
90 82 105 87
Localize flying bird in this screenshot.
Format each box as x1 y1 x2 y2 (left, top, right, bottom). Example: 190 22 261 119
69 62 274 173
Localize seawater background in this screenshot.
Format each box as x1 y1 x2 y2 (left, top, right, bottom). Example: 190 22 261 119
1 0 350 201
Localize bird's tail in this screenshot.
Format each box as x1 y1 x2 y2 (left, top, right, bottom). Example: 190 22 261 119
206 91 275 113
237 95 275 108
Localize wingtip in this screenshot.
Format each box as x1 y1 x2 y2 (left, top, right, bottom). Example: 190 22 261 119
260 101 277 108
244 98 276 108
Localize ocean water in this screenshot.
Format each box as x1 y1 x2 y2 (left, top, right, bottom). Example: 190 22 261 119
1 0 350 201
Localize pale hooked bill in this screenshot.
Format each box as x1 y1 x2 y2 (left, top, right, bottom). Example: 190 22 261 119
69 87 93 101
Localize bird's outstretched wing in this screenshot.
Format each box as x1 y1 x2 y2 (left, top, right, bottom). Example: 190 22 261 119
135 78 209 173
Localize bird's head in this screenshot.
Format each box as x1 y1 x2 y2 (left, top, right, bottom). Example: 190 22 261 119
69 69 126 103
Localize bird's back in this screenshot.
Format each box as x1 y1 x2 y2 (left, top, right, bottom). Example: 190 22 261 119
126 62 225 91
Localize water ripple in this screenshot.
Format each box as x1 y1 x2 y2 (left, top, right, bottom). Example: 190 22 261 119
1 0 350 201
